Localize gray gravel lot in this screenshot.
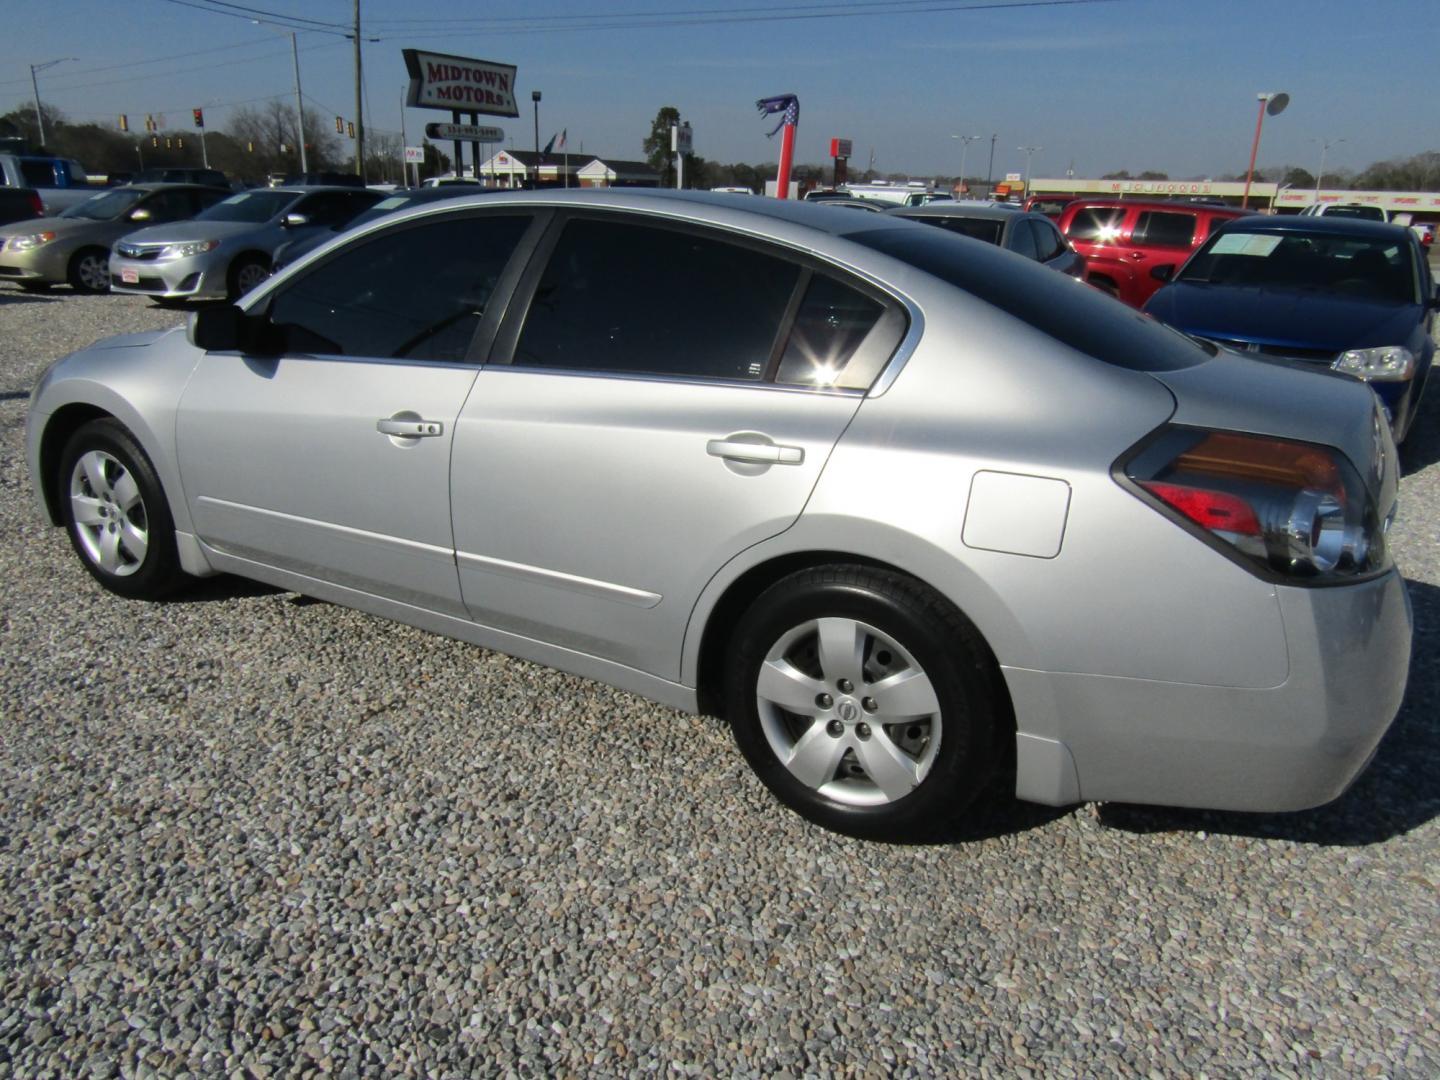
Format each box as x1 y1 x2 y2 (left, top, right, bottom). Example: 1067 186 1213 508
1 288 1437 1078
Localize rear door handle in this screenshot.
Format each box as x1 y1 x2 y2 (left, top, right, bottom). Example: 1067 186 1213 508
377 418 444 437
706 438 804 465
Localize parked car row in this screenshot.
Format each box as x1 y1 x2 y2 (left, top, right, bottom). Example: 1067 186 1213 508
26 190 1412 840
0 183 383 300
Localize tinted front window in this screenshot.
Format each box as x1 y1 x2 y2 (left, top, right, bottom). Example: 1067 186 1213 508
1179 229 1418 304
293 190 381 226
1133 211 1195 248
59 188 146 220
1032 220 1066 261
1323 205 1385 221
514 218 799 380
197 190 298 223
1065 207 1125 243
845 226 1207 372
914 216 1003 245
268 214 532 362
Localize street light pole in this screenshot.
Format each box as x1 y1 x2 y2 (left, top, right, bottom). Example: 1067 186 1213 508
986 133 997 191
1242 91 1289 210
353 0 364 179
950 134 980 196
532 90 542 155
1313 136 1345 201
1018 145 1043 192
28 58 77 147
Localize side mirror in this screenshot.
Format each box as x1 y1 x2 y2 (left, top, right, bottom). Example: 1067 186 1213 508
1150 264 1175 283
127 208 152 222
281 212 310 228
187 304 281 354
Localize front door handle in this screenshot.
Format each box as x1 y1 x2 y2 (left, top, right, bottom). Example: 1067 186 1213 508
377 418 444 437
707 438 804 465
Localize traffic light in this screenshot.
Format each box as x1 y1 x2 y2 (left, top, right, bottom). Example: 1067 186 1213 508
177 137 184 149
145 114 155 132
166 138 173 149
247 141 254 153
192 108 204 129
335 115 343 134
118 114 128 133
347 122 355 139
151 136 158 148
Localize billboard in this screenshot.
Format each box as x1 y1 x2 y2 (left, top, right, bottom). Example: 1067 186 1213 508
404 49 520 117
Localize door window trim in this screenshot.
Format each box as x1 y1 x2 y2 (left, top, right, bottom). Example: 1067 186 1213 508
244 206 554 368
489 208 911 396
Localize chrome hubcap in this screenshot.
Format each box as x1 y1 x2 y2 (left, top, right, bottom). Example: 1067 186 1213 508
755 617 941 807
69 451 148 577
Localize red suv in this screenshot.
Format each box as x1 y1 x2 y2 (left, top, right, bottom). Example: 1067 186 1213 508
1057 199 1252 307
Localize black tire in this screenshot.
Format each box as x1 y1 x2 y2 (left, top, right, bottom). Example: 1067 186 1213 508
725 565 1002 841
227 255 270 299
58 418 186 600
66 247 111 294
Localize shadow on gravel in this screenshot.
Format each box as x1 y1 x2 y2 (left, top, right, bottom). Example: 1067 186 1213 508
0 390 29 402
161 575 285 604
1397 369 1440 473
0 291 59 306
1099 579 1440 847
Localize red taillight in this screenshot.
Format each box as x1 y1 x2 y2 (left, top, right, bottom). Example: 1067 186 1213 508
1140 481 1261 536
27 192 44 217
1125 428 1384 581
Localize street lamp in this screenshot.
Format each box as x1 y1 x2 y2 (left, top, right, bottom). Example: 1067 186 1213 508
1313 136 1345 201
252 21 308 174
986 133 997 190
29 57 77 148
1241 91 1289 210
1018 145 1043 192
950 134 980 196
532 90 542 156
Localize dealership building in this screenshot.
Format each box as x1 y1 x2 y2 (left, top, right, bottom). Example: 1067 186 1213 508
1026 177 1440 222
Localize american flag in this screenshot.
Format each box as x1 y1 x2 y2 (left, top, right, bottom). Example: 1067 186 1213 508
756 94 799 138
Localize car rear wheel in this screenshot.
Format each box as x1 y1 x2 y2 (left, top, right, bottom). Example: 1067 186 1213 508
67 248 111 294
227 256 270 298
58 419 186 599
726 565 1001 840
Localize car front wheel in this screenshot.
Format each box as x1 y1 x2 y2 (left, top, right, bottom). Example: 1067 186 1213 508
726 565 1002 840
58 418 186 599
67 248 111 294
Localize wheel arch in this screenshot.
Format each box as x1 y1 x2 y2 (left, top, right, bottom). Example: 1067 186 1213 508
688 541 1019 755
37 402 112 524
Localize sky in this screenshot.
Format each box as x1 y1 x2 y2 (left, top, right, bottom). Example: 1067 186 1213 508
2 0 1436 182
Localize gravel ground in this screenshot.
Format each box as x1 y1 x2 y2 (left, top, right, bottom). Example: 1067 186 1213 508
1 288 1437 1079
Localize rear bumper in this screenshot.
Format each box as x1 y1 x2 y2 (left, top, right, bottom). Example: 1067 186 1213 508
1008 568 1412 811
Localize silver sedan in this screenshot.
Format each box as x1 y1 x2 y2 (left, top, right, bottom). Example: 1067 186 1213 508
26 190 1412 840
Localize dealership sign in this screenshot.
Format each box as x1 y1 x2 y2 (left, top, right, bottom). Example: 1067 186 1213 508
426 122 505 142
404 49 519 117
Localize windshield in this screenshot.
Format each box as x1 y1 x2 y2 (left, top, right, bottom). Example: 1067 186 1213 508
196 190 297 224
846 226 1208 372
911 215 1004 245
60 188 146 220
1323 205 1385 221
1179 229 1417 304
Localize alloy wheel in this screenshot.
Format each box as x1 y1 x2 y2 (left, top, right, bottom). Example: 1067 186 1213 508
68 450 148 577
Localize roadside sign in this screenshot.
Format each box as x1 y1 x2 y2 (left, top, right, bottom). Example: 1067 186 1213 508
829 138 852 159
1005 172 1023 182
404 49 519 117
404 146 425 164
424 122 505 143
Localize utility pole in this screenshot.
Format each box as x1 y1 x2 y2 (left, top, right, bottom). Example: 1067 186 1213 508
292 32 308 174
399 85 410 186
353 0 364 179
28 58 76 148
986 133 997 190
1018 145 1043 192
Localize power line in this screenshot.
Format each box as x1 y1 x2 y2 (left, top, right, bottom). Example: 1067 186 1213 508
153 0 351 37
368 0 1099 25
365 0 1118 36
0 37 292 89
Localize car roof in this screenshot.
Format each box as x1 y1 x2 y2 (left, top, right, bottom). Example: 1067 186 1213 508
121 182 216 192
1214 215 1412 241
887 203 1028 222
383 188 911 239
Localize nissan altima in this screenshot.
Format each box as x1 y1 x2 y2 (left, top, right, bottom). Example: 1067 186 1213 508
26 190 1412 840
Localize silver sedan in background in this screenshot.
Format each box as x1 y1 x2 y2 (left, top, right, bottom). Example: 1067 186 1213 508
27 190 1411 839
0 184 226 293
108 186 381 302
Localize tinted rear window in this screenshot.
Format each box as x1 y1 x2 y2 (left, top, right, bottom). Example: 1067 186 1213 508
844 226 1208 372
1065 207 1124 243
911 215 1003 245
